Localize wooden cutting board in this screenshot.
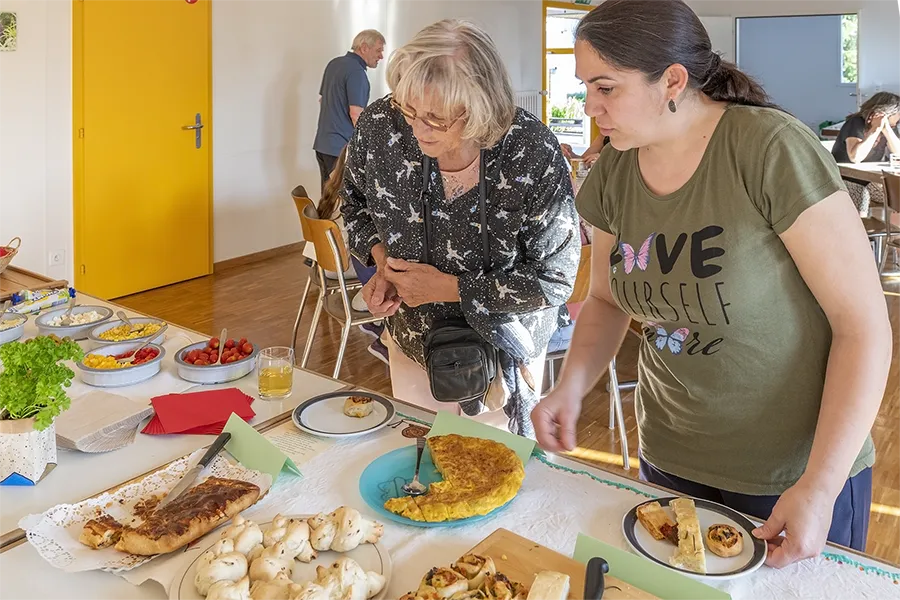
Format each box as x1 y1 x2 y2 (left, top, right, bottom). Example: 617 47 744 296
467 529 658 600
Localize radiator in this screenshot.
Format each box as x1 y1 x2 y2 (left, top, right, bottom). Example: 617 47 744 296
514 91 543 119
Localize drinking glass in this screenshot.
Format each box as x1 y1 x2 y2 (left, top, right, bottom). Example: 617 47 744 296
257 347 294 400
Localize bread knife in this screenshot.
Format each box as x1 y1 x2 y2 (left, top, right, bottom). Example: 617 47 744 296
584 556 610 600
156 432 232 510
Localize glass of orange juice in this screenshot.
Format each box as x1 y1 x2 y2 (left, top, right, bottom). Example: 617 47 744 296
257 347 294 400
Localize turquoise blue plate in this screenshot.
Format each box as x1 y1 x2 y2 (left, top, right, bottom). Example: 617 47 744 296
358 445 514 528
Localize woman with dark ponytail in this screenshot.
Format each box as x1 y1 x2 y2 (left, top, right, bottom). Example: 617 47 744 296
533 0 890 569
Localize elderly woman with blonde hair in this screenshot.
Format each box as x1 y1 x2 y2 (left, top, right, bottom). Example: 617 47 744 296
340 19 580 436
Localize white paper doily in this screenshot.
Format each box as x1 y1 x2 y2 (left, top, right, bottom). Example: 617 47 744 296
18 449 273 574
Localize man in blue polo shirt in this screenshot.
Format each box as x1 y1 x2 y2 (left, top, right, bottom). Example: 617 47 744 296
314 29 385 189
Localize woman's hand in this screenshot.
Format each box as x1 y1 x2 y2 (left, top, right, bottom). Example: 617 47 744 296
531 389 582 452
752 477 838 568
560 143 577 160
582 152 600 167
383 258 460 307
362 271 401 318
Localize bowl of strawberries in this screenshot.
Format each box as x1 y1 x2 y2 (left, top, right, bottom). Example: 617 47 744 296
174 336 259 384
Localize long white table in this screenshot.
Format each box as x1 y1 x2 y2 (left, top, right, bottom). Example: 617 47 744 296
1 289 898 599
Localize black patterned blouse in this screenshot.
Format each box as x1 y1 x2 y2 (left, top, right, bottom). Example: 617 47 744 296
340 96 580 436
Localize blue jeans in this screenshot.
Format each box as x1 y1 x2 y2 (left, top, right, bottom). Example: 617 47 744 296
639 454 872 551
351 256 377 286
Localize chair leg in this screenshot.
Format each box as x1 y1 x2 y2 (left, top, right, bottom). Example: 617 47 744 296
548 359 556 390
333 322 351 379
608 360 616 431
291 275 313 356
300 290 325 368
607 358 630 470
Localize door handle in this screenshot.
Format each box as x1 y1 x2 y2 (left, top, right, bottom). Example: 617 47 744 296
182 113 203 149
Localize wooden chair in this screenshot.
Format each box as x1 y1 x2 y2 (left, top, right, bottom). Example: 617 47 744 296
879 171 900 275
289 186 368 377
544 244 631 470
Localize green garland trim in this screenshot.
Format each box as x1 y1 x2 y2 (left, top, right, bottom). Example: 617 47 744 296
392 412 900 582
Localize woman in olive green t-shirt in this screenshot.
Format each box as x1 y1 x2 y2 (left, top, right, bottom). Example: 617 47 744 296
533 0 892 569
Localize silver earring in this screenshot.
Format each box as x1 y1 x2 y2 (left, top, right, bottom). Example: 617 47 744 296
668 99 677 113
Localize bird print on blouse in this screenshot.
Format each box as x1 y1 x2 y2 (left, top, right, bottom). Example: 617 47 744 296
340 97 580 437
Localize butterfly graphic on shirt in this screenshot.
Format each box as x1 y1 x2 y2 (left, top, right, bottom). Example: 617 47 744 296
646 322 690 355
619 232 656 274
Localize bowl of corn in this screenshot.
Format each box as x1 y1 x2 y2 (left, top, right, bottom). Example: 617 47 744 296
35 305 113 340
88 317 167 345
0 313 27 345
77 341 166 387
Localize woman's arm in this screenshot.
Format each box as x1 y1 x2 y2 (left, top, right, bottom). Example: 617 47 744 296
457 148 581 315
340 121 381 267
845 118 883 163
880 116 900 155
531 228 632 452
753 190 891 567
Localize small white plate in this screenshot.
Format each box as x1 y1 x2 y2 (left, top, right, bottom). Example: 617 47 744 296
168 515 392 600
623 496 767 580
292 391 395 438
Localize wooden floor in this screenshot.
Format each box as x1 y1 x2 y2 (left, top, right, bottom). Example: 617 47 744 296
117 248 900 565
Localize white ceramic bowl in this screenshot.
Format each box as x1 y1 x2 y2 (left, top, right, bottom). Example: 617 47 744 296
88 317 167 345
76 341 166 387
174 340 259 384
34 305 113 341
0 313 27 345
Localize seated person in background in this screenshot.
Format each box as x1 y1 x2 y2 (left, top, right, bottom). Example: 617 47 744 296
560 135 608 167
831 92 900 214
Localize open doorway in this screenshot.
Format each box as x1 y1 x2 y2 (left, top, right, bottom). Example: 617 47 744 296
736 14 859 137
543 2 592 154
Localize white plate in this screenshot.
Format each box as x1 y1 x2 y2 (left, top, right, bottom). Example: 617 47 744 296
89 317 167 345
0 313 26 345
76 341 165 387
35 305 113 340
169 515 392 600
292 391 395 438
623 496 767 580
174 340 259 384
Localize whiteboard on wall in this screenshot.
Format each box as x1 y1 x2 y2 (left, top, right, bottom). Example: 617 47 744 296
699 16 735 63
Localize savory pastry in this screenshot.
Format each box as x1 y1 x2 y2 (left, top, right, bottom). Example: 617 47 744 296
314 557 386 600
307 506 384 553
343 396 374 418
669 498 707 574
452 554 496 590
197 539 238 577
706 524 744 558
195 552 249 596
636 501 679 545
482 573 529 600
420 567 469 598
248 543 294 583
207 575 251 600
79 514 124 549
247 572 302 600
221 515 264 556
115 477 261 556
526 571 570 600
384 435 525 523
259 514 316 562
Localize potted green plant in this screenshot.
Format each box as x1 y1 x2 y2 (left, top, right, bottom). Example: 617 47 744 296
0 335 83 485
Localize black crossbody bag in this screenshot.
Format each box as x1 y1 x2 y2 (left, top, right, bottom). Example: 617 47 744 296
419 151 497 403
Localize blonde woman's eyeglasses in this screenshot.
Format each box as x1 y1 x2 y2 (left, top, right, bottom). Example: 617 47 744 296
389 96 464 133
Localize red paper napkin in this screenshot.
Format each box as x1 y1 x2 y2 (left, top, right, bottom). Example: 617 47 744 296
142 388 255 435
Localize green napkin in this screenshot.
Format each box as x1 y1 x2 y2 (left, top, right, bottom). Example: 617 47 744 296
222 413 302 480
426 411 535 464
573 533 730 600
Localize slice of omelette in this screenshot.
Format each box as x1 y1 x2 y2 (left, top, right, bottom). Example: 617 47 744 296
384 434 524 523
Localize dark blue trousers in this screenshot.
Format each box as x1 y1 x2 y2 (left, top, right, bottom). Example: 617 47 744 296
639 456 872 551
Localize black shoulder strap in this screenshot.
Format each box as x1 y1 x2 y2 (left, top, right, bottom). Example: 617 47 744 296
420 152 491 273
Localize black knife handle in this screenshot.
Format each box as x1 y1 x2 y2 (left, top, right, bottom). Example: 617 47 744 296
584 556 609 600
199 432 232 468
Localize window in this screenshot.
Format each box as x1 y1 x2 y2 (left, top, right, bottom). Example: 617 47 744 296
840 14 857 84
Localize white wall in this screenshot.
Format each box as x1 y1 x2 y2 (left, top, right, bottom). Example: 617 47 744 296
211 0 540 263
737 15 858 131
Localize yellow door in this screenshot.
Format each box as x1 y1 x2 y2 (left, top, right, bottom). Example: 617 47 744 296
74 0 212 299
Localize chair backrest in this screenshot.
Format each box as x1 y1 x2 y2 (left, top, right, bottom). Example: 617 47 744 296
291 186 314 241
882 171 900 214
297 198 349 274
567 244 592 304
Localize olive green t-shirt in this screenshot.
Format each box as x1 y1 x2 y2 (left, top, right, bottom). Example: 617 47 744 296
576 105 875 495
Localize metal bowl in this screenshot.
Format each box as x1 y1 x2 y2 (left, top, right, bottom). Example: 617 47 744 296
174 340 259 384
76 341 166 387
0 313 27 345
35 305 113 341
88 317 167 345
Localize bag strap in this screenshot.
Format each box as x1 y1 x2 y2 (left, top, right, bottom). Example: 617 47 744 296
421 152 491 272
